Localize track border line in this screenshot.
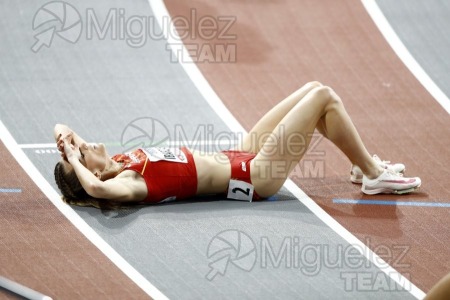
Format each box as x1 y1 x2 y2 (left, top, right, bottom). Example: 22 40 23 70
150 0 426 298
361 0 450 115
0 120 167 300
18 140 238 149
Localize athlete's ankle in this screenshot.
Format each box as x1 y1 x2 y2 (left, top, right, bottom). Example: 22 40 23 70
364 166 384 180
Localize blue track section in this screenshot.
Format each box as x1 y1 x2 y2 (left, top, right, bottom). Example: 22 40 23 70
334 199 450 208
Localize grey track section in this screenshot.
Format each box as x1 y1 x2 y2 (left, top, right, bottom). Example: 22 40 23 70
1 0 414 299
376 0 450 101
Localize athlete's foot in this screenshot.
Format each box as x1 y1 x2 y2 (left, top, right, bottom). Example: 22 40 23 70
361 169 421 195
351 155 406 184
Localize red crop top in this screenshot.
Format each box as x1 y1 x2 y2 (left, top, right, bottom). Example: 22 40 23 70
111 147 198 203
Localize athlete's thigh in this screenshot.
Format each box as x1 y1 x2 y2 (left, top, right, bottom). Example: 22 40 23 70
236 81 322 153
250 87 330 196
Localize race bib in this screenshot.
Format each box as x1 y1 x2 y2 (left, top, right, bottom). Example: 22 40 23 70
142 147 188 164
226 179 254 202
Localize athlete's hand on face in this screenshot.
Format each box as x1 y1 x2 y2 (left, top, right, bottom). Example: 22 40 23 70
58 132 80 163
56 133 67 161
56 132 77 161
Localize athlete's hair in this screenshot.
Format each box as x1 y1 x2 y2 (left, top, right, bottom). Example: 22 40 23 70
54 161 121 209
54 161 87 199
53 161 126 210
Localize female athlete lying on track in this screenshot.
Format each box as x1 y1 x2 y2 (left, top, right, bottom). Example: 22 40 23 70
54 82 421 208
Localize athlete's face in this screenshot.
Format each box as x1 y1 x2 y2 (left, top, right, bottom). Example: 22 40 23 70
79 142 109 175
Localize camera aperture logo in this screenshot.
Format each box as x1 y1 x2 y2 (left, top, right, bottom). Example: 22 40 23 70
206 230 257 281
32 1 82 52
121 117 171 153
205 231 413 292
31 2 237 63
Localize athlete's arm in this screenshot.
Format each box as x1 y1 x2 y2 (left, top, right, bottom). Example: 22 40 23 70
54 124 88 145
63 135 143 201
71 158 142 201
89 177 147 202
54 124 89 162
70 158 141 201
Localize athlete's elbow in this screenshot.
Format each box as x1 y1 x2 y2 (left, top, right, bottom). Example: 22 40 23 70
85 181 104 198
54 123 68 132
53 124 69 140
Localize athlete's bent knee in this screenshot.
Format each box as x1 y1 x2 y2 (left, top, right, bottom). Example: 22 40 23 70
314 86 342 104
305 81 323 89
326 86 343 104
311 86 332 100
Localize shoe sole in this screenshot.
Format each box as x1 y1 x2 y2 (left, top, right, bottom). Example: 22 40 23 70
351 169 406 184
361 183 420 195
350 174 364 184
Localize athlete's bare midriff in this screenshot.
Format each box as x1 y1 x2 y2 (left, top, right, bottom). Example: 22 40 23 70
192 151 231 195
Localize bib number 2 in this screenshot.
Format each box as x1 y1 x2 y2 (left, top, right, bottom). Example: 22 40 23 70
227 179 254 202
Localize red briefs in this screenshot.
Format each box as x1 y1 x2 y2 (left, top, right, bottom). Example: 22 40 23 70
112 147 198 203
221 150 261 200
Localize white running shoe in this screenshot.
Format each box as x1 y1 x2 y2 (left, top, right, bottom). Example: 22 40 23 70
362 169 421 195
350 155 405 184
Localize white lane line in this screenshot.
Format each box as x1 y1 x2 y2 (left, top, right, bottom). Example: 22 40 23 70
151 1 426 299
18 140 237 149
19 143 57 148
150 1 246 136
0 120 167 300
362 0 450 115
0 276 53 300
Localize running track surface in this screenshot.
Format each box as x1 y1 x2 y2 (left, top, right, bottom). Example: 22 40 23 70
0 0 449 299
